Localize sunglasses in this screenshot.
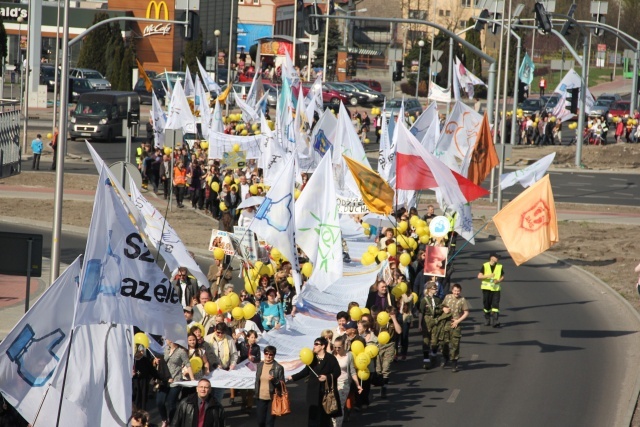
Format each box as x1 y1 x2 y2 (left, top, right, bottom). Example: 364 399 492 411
314 343 322 346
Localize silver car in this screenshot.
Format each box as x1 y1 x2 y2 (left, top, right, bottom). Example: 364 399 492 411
69 68 111 90
384 98 423 118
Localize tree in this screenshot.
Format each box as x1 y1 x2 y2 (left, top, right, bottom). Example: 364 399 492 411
463 20 483 79
118 42 134 91
403 40 431 96
105 22 124 90
184 29 205 72
313 20 342 70
77 12 112 75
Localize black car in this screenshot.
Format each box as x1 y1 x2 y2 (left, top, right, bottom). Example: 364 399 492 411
519 97 545 117
324 82 368 106
40 64 60 92
69 77 96 103
134 78 167 105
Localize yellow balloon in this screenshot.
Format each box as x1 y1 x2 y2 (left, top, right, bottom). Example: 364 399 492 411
219 201 228 211
271 247 282 260
378 331 390 345
301 262 313 277
418 220 427 229
391 284 404 298
357 369 370 381
376 251 388 262
362 222 370 229
377 311 390 326
364 228 371 236
204 301 219 315
360 307 370 315
243 303 257 319
47 132 53 139
287 276 294 285
408 238 418 250
254 130 261 135
218 296 233 313
350 340 365 355
364 138 370 144
354 352 371 370
409 215 420 227
250 184 259 195
252 123 259 131
233 143 241 152
294 188 301 200
224 176 232 185
134 332 149 349
387 243 397 256
412 292 418 304
364 344 379 358
419 234 430 244
164 147 172 155
398 221 408 233
241 129 248 136
232 306 244 320
361 252 375 266
300 347 314 365
397 235 410 249
213 247 225 260
200 141 209 150
399 252 411 266
229 292 240 308
350 306 363 321
211 181 220 192
367 245 379 255
190 356 203 374
244 279 257 295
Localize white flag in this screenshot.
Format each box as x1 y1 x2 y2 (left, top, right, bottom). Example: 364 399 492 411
207 99 225 149
164 80 196 134
0 257 81 424
428 80 452 103
258 114 289 186
234 90 260 123
246 70 265 109
305 76 324 126
410 101 437 142
197 57 221 94
128 175 209 288
500 152 556 190
33 323 133 427
183 64 195 97
151 92 166 149
377 100 392 181
434 100 483 173
420 106 441 153
195 77 212 140
74 166 186 342
295 152 342 290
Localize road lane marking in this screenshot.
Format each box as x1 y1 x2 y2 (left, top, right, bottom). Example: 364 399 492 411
584 195 609 198
610 178 628 181
577 174 595 178
614 192 633 196
447 389 461 403
471 354 479 361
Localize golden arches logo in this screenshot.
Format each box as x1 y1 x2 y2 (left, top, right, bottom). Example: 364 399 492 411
146 0 169 20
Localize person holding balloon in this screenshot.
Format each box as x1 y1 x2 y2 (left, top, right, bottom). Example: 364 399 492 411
332 335 362 426
375 308 402 398
154 338 195 427
289 337 343 426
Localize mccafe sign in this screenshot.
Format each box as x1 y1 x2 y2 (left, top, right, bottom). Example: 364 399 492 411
143 0 171 37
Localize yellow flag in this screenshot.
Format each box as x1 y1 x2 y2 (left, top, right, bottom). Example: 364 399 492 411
135 58 153 93
493 175 559 266
343 155 394 215
217 84 232 104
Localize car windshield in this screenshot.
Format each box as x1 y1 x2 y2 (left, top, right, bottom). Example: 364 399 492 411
75 101 109 116
42 67 58 77
599 96 616 102
84 71 104 79
611 102 628 110
594 100 612 107
521 99 540 108
74 79 92 89
387 100 403 108
544 97 560 108
351 82 371 91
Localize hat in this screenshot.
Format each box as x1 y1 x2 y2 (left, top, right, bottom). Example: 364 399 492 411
345 321 357 330
183 306 193 312
489 252 500 259
265 286 278 295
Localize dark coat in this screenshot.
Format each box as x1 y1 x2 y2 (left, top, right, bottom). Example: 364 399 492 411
172 277 199 307
171 392 225 427
365 291 396 311
291 352 342 417
224 192 241 210
254 360 285 397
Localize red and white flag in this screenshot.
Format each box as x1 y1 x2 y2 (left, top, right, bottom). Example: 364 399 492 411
396 121 489 206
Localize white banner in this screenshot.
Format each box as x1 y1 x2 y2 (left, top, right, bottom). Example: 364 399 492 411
233 226 258 262
208 131 262 160
336 195 370 214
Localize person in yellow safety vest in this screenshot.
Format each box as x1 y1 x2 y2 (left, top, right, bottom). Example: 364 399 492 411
136 143 148 189
477 252 505 328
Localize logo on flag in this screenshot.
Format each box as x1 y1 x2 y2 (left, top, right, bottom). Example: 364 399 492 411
313 129 332 156
521 200 552 231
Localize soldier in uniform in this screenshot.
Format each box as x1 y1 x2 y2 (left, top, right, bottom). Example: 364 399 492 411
418 282 442 370
440 283 469 373
477 252 505 328
376 307 402 398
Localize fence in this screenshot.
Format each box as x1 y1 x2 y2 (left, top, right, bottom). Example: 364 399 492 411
0 101 22 178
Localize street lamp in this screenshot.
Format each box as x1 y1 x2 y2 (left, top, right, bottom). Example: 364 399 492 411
214 29 220 83
416 40 424 98
17 16 23 108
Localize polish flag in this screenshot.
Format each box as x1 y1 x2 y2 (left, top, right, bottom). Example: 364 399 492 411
396 121 489 206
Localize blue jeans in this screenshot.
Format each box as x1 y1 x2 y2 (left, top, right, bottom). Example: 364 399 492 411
156 384 182 422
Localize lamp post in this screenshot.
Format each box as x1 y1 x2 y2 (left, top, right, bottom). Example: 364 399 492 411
17 16 23 110
214 29 220 82
226 0 235 115
416 40 424 98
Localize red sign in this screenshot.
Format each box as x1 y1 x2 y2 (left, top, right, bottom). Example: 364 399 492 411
597 44 606 52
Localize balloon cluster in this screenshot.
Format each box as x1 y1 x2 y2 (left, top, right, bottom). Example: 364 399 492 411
568 122 578 130
360 215 430 267
371 107 382 116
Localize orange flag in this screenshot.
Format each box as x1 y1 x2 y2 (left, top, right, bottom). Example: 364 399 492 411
467 112 499 185
136 58 153 93
493 175 558 266
343 155 394 215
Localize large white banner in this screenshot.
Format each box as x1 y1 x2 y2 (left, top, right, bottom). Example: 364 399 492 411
208 131 262 160
75 166 186 342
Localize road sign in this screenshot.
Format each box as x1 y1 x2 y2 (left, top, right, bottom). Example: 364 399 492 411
432 50 443 60
433 61 443 74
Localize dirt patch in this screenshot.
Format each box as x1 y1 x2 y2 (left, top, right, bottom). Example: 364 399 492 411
508 143 640 171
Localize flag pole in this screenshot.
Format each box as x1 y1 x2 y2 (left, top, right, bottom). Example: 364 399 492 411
54 328 75 427
447 219 492 264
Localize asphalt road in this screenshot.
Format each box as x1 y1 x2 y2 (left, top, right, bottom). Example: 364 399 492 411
2 222 638 426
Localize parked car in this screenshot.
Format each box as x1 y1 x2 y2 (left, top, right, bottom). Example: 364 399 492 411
40 64 60 92
69 68 111 90
346 81 385 104
134 78 167 105
597 93 621 104
301 82 349 105
155 71 187 85
607 100 631 121
589 99 614 119
263 83 278 107
69 77 96 103
519 97 545 117
69 91 140 141
348 79 382 92
384 97 423 118
325 82 368 106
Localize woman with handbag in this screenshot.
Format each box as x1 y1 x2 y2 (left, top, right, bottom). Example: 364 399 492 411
255 345 285 427
332 335 362 427
288 337 342 427
154 339 195 427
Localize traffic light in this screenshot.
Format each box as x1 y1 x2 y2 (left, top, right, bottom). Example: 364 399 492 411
184 11 199 40
560 4 577 37
534 2 552 34
392 61 403 82
567 88 579 114
306 4 321 35
518 82 527 100
593 13 605 36
491 12 502 35
474 9 490 32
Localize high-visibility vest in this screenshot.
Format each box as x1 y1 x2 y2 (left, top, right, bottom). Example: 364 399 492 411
136 147 143 165
173 167 187 186
481 262 502 292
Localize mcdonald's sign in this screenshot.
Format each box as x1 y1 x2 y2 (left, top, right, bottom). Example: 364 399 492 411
146 0 169 20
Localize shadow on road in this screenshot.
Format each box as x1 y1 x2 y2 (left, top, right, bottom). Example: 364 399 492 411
499 340 584 353
560 329 638 339
507 300 594 312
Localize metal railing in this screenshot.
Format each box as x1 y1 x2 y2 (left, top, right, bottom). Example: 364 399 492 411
0 100 22 178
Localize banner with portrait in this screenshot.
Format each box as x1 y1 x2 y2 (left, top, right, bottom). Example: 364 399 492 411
424 245 449 278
